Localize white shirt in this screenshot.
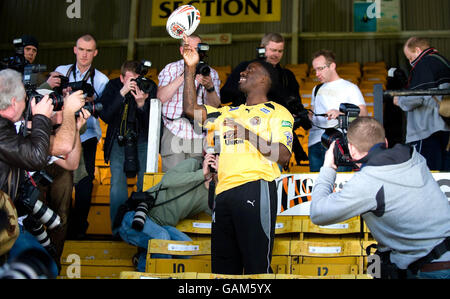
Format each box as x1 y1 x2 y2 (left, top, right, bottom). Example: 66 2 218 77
308 79 366 146
54 64 109 142
158 59 221 139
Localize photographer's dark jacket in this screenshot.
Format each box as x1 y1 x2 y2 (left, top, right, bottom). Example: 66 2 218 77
311 144 450 269
99 77 157 163
220 60 301 108
0 115 52 201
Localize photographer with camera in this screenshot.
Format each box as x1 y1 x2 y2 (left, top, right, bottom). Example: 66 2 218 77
98 60 157 236
0 68 59 277
183 35 294 275
10 89 88 272
311 117 450 279
393 37 450 171
114 154 216 272
157 34 221 172
220 33 310 165
43 34 108 239
308 49 367 172
0 69 54 201
20 35 38 65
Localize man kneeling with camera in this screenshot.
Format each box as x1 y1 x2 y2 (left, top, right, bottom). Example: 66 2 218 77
311 116 450 279
113 154 216 272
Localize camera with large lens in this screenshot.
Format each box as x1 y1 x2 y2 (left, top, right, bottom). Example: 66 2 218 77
18 171 61 231
56 77 96 98
0 248 56 279
1 38 46 75
28 89 65 112
75 102 103 118
23 216 57 258
196 43 211 77
128 192 156 232
118 130 139 178
321 103 360 167
131 60 156 95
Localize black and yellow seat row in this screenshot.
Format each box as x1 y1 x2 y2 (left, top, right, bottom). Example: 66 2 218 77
59 212 376 278
141 213 375 278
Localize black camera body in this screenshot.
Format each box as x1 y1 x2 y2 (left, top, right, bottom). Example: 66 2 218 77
118 130 140 178
128 192 156 232
75 102 103 119
28 90 65 112
337 103 360 130
131 60 155 94
52 76 103 117
18 171 61 231
1 38 46 76
196 43 211 77
321 103 360 167
55 76 96 98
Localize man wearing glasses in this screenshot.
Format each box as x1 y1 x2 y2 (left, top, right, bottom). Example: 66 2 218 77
308 50 368 172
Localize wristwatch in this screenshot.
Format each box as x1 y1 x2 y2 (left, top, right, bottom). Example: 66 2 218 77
206 86 215 93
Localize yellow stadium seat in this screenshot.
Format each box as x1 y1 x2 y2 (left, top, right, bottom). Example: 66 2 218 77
108 69 121 79
86 206 112 235
363 61 386 70
212 65 232 74
339 62 361 69
359 80 385 90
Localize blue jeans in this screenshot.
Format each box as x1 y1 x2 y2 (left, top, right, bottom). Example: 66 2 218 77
7 225 59 278
119 211 192 272
110 140 148 236
308 142 326 172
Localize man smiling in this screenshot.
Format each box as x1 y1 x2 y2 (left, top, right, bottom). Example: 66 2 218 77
182 35 293 275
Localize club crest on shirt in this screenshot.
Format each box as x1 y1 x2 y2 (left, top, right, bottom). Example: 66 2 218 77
250 116 261 126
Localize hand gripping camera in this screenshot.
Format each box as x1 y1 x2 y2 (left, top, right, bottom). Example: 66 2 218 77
321 103 360 167
196 43 211 77
131 60 156 95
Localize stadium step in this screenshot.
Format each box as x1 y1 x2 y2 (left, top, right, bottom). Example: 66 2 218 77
58 240 138 279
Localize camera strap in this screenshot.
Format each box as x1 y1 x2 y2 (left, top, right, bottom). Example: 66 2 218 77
149 180 206 209
66 63 98 98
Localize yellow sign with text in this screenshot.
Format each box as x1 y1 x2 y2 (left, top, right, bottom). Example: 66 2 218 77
152 0 281 26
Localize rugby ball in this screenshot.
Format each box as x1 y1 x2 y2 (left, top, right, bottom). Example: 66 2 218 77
166 5 201 39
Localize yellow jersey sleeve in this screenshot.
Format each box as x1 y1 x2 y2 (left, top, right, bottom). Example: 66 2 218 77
270 105 295 153
202 105 223 131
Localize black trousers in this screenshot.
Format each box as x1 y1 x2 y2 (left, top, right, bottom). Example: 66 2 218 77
211 180 277 275
410 130 450 171
70 137 97 236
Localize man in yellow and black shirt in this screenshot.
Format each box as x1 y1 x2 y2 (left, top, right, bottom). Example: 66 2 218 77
182 35 294 275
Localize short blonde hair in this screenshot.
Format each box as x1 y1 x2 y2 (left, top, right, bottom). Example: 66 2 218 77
347 117 385 153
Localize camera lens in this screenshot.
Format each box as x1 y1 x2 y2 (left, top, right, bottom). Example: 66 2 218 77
132 202 149 232
75 102 103 118
321 128 344 149
196 62 210 77
48 92 64 111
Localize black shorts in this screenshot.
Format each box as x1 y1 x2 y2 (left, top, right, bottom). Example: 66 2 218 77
211 179 277 275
